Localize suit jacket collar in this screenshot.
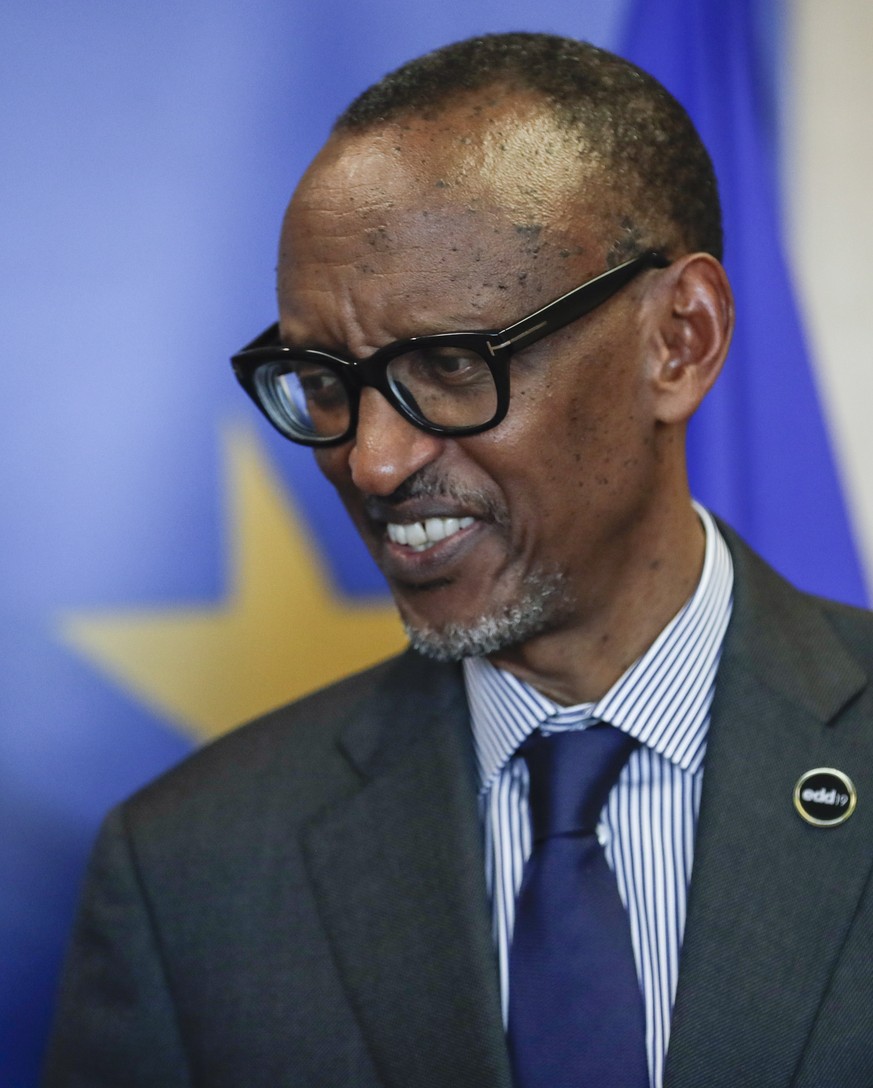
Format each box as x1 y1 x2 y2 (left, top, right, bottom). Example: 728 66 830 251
665 526 872 1087
302 651 513 1088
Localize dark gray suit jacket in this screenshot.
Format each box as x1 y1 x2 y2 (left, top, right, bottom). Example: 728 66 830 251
44 531 873 1087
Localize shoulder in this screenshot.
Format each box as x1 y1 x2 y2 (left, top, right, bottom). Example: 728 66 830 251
718 522 873 710
722 521 873 643
117 649 465 848
804 590 873 649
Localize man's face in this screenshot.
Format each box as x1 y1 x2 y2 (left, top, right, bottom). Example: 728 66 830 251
277 100 668 666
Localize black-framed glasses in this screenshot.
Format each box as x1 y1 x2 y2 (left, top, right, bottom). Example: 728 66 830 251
231 250 669 447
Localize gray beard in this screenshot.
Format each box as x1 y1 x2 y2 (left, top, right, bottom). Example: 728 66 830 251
401 568 570 662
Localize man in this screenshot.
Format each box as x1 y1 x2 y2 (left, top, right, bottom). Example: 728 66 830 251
45 33 873 1088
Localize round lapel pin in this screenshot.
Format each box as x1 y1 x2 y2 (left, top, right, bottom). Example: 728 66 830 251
794 767 857 827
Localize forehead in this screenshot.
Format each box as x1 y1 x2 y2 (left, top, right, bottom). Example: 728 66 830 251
277 96 614 343
295 94 590 215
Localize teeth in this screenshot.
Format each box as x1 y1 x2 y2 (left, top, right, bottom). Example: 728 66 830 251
425 517 451 542
406 522 427 547
387 516 474 551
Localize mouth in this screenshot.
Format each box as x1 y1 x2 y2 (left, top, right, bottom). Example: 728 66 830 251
360 477 506 586
386 515 476 552
372 507 486 588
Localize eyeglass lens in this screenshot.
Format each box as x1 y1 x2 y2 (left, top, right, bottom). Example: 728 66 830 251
255 344 499 442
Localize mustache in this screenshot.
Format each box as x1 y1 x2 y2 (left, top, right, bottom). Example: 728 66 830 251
362 466 508 527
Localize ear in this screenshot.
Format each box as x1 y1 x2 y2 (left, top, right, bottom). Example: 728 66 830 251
646 253 734 424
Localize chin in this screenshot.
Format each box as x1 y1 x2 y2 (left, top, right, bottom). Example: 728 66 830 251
400 569 569 662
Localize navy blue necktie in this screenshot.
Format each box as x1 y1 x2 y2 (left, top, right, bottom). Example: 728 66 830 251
507 724 649 1088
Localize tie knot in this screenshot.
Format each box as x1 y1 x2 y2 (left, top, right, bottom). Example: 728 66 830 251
521 725 638 841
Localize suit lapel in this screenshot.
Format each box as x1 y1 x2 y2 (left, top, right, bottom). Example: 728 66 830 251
302 653 512 1088
665 533 873 1088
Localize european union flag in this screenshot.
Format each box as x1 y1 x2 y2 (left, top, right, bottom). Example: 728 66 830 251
3 3 865 1085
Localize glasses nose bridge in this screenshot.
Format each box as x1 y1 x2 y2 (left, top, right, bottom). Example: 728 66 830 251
348 347 394 394
345 343 421 429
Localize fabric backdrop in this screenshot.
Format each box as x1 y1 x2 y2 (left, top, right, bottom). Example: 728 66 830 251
1 2 865 1084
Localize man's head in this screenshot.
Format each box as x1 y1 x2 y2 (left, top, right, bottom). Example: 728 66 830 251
264 33 733 681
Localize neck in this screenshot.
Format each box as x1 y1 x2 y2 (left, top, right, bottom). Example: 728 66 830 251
487 499 706 705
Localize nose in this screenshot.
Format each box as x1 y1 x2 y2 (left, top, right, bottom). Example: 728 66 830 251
348 387 444 496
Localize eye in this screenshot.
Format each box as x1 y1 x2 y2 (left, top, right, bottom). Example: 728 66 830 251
296 365 345 406
385 343 499 430
410 347 491 386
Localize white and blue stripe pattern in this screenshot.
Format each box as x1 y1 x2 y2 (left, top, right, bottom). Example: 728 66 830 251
463 504 734 1088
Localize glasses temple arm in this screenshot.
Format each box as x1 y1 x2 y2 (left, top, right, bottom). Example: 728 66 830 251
489 251 668 354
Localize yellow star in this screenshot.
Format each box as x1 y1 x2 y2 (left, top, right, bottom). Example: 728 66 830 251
59 426 406 742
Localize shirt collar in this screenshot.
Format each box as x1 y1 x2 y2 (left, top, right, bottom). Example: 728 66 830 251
464 504 734 792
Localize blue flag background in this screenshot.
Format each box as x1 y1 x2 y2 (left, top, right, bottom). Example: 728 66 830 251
1 2 867 1084
621 0 868 605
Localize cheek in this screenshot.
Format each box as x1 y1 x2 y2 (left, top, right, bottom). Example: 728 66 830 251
315 442 347 474
493 367 652 529
314 446 357 507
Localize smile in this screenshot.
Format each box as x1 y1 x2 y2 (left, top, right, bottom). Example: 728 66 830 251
386 516 476 551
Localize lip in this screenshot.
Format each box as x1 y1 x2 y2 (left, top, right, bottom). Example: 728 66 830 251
375 515 485 584
360 484 506 586
364 494 481 524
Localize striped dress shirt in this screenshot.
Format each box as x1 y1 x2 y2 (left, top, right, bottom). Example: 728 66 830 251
463 504 734 1088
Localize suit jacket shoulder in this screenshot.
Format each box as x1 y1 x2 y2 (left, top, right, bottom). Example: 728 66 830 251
45 649 511 1088
126 649 461 837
